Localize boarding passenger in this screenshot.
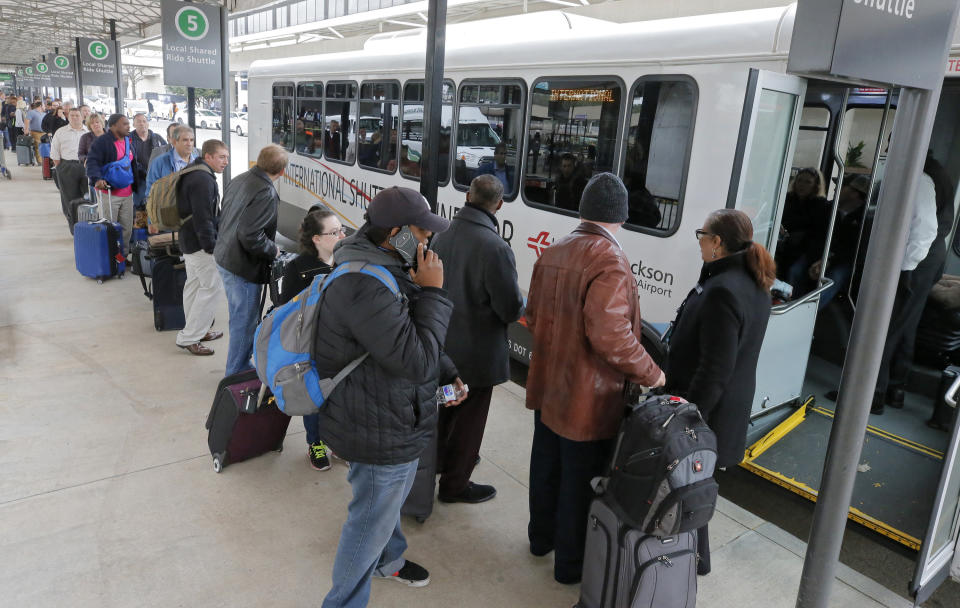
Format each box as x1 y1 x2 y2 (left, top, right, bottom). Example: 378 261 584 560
665 208 775 576
278 208 346 471
553 153 587 212
316 187 462 607
78 113 104 167
475 143 512 191
85 114 140 250
777 167 829 294
214 144 288 377
430 175 524 504
149 123 180 170
25 101 45 163
872 157 953 414
50 108 88 231
325 120 343 159
175 139 229 356
525 173 664 584
145 126 197 197
130 113 165 208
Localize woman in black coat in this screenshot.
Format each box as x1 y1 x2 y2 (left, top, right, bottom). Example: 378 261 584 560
665 208 775 576
279 207 346 471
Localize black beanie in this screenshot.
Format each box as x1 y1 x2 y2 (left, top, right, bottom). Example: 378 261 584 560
578 172 629 223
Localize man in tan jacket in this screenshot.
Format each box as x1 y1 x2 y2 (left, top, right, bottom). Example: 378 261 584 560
525 172 664 584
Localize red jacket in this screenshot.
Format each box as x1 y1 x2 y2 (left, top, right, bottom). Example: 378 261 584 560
525 222 661 441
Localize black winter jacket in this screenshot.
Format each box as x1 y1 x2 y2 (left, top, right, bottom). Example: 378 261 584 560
279 254 330 304
665 252 771 467
214 167 279 283
430 204 524 387
177 159 219 255
313 226 458 465
131 130 165 187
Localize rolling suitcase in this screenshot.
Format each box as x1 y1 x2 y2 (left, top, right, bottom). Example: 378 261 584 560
205 369 291 473
151 255 186 331
401 428 438 523
578 496 698 608
41 156 53 180
74 220 126 283
16 135 33 166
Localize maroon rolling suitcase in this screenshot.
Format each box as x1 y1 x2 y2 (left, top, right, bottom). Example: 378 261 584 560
42 156 53 180
205 369 291 473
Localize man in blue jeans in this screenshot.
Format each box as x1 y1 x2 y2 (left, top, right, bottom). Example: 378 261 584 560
312 187 466 607
214 144 288 376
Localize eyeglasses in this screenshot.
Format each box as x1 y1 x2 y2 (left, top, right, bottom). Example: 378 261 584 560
695 229 713 240
320 227 347 237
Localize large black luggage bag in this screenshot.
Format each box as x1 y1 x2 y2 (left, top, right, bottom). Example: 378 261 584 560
205 369 291 473
401 428 438 523
151 256 186 331
577 496 698 608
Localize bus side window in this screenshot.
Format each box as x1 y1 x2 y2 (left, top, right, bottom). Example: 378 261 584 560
523 78 622 213
272 83 295 151
400 80 454 183
622 77 697 233
325 82 358 165
453 81 524 199
359 81 400 173
296 81 323 159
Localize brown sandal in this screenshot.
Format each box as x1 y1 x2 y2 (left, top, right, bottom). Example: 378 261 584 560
179 343 214 356
201 331 223 342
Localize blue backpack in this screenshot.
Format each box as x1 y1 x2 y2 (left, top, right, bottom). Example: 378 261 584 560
253 261 401 416
102 137 134 189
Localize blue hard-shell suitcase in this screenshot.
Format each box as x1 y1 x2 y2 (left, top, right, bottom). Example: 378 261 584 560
74 220 126 283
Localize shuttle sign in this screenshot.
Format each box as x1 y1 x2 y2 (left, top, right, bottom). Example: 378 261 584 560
788 0 960 89
161 0 222 88
78 38 120 87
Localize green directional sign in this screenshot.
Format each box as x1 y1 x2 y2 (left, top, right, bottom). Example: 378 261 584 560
78 37 119 87
88 40 110 60
55 55 69 69
36 62 48 74
162 0 222 88
50 53 77 88
25 67 33 75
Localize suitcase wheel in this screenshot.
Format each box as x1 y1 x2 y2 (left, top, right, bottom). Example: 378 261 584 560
212 453 225 473
275 442 284 453
415 516 426 524
97 279 103 285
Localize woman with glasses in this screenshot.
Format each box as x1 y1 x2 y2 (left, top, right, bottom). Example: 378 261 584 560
665 209 775 577
279 206 347 472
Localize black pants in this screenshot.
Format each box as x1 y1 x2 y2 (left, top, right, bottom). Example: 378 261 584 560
57 160 87 231
528 410 613 582
437 385 493 497
876 241 946 397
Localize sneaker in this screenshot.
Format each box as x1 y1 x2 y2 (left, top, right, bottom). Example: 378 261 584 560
375 560 430 587
438 482 497 504
308 442 331 471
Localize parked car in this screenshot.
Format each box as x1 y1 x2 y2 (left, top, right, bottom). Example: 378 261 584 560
231 112 248 136
171 108 222 129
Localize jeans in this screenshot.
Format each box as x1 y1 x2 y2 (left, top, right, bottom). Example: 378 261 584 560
304 413 320 445
322 459 419 608
177 251 223 346
217 265 263 377
133 188 147 209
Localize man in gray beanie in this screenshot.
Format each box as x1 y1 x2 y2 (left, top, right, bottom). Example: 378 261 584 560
524 172 665 584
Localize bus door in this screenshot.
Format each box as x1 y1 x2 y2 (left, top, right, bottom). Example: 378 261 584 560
726 69 811 419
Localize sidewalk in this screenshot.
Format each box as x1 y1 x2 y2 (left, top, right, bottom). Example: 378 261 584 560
0 150 908 607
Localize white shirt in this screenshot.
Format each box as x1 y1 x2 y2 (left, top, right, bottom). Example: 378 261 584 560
902 173 938 271
50 124 88 162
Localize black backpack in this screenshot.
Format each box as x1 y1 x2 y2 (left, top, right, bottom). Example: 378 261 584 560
596 394 718 537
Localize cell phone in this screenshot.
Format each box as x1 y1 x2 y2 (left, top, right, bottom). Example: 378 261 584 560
388 225 420 265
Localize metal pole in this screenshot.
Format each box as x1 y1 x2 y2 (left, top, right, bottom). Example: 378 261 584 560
54 47 62 101
219 2 232 188
419 0 447 211
795 85 941 608
187 87 196 130
110 19 123 116
74 38 84 106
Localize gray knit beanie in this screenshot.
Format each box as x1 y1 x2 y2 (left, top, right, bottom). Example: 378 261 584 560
578 172 629 223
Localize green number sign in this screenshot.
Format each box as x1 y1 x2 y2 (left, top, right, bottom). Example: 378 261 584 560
25 67 33 75
36 63 48 74
88 40 110 61
55 56 69 69
175 6 209 41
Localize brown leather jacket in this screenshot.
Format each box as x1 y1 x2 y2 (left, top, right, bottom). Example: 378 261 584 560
525 222 662 441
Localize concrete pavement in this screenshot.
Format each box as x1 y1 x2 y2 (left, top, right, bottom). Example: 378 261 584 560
0 149 910 607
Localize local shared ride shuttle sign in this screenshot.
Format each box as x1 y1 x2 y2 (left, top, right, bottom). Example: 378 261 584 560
161 0 222 88
788 0 960 89
78 38 120 88
50 54 77 88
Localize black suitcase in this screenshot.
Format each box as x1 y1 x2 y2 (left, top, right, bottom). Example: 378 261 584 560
578 496 698 608
401 428 438 523
205 369 291 473
151 255 186 331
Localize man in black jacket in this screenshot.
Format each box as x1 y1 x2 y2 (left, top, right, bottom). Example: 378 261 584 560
130 113 165 209
176 140 229 356
430 175 524 504
316 187 464 607
214 144 286 376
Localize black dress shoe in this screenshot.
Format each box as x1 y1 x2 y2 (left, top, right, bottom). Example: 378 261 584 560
926 418 951 432
529 541 554 557
870 394 885 415
886 387 905 409
438 482 497 504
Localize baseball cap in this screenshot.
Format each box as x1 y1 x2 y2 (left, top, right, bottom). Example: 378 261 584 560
367 186 450 233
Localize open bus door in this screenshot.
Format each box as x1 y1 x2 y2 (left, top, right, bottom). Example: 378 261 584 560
911 377 960 605
726 68 813 420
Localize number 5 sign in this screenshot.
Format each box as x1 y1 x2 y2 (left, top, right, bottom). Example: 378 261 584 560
162 0 222 88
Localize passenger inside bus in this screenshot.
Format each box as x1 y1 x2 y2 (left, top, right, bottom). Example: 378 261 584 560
324 120 343 160
777 168 830 296
553 153 587 211
476 143 512 190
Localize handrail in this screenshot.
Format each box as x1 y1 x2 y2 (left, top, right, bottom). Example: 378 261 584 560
772 278 834 315
945 374 960 408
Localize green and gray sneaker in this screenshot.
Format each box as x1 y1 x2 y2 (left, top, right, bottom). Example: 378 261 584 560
308 441 331 471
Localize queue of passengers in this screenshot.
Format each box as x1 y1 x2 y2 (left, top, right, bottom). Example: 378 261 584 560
17 106 780 605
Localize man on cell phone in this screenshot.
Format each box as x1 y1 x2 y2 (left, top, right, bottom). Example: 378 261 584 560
314 186 465 608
